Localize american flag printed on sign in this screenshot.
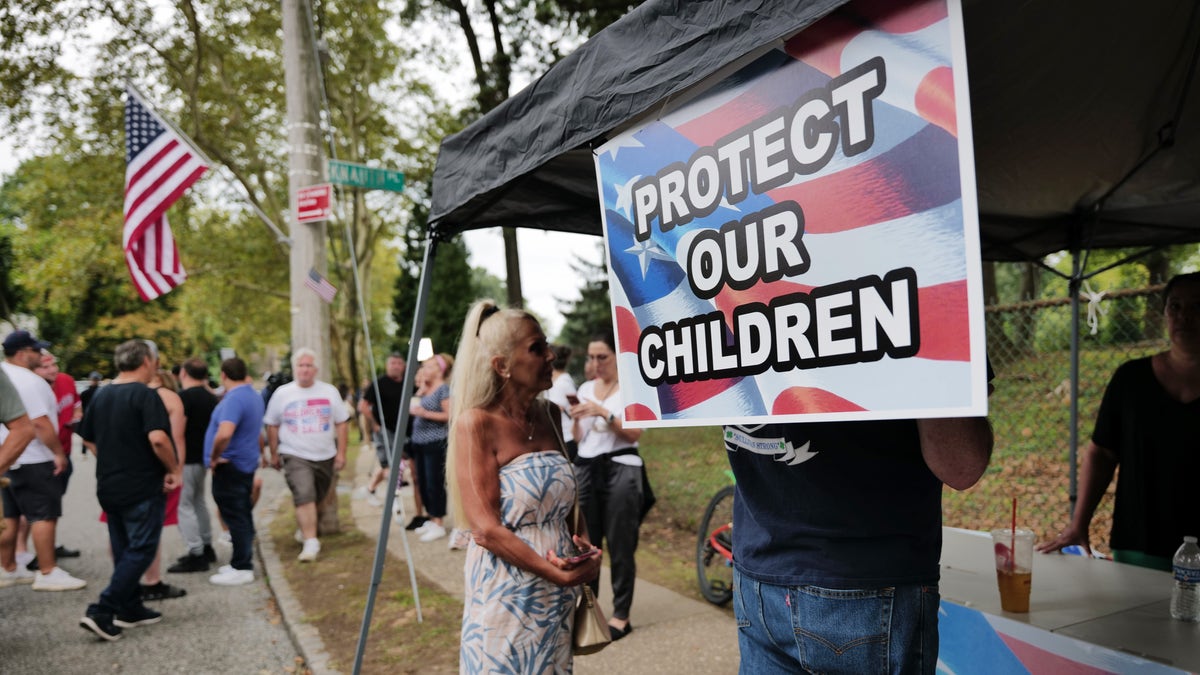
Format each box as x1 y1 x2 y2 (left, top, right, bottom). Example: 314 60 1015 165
304 268 337 303
594 0 984 427
124 87 209 301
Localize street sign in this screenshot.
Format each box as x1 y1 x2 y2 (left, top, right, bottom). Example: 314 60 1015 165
295 183 333 223
327 160 405 193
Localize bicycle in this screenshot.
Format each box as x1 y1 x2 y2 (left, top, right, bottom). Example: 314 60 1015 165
695 471 735 605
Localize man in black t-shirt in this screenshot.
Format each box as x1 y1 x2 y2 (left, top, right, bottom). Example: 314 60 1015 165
168 358 219 573
77 339 179 641
357 354 409 504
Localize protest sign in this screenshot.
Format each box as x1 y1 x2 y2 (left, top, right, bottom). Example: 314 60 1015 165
594 0 986 427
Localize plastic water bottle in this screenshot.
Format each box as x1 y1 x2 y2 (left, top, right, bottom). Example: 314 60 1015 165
1170 535 1200 622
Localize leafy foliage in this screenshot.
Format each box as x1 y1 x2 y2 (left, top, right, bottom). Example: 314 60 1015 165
555 241 611 378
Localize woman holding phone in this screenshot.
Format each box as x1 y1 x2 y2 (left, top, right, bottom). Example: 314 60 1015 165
569 331 646 641
450 301 601 673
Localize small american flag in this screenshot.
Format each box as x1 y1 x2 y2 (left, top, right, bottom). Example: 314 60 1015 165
305 267 337 303
124 86 208 301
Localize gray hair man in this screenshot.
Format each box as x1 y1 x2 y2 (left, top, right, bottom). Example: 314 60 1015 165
264 348 349 562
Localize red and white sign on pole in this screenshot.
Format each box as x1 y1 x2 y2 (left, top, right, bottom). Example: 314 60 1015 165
295 183 333 223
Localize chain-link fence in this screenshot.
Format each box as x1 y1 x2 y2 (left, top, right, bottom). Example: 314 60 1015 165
943 284 1168 551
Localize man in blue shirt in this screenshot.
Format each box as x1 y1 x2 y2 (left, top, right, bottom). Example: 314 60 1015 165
203 358 264 586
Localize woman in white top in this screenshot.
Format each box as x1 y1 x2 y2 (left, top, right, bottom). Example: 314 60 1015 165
543 344 577 459
569 331 645 641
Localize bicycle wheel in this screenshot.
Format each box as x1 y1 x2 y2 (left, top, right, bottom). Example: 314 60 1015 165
696 485 735 606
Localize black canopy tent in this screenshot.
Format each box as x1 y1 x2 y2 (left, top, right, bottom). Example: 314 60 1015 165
354 1 1200 667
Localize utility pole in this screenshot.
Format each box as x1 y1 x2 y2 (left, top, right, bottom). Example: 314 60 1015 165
283 0 339 535
282 0 330 370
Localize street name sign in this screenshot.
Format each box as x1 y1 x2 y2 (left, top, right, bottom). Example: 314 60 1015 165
328 160 405 193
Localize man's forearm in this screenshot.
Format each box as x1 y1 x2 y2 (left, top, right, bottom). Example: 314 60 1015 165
0 416 35 473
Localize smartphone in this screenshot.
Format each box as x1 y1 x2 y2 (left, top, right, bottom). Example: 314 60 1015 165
563 548 601 564
566 394 580 406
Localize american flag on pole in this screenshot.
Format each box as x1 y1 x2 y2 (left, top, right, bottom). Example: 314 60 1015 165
304 267 337 303
124 87 209 301
595 0 985 426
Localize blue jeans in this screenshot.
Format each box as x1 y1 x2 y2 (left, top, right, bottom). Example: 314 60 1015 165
211 464 255 570
411 440 447 519
91 493 166 616
733 569 940 674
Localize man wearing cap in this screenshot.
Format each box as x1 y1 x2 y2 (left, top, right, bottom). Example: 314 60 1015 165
0 330 86 591
80 371 103 414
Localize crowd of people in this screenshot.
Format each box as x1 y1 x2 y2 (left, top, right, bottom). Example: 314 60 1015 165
1 272 1195 669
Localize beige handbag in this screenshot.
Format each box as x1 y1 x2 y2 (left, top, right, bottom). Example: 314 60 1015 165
545 401 613 656
573 584 612 655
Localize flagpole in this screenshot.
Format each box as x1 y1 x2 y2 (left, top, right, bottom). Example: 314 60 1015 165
125 81 292 247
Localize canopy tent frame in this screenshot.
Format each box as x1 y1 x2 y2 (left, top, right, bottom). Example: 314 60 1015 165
351 0 1200 666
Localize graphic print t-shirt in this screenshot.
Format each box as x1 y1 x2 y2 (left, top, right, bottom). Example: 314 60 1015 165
263 380 349 461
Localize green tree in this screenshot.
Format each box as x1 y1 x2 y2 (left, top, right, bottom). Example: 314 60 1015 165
1 0 453 385
556 241 611 379
398 0 638 308
392 230 478 362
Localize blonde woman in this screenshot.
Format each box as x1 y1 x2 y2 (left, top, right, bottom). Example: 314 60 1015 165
450 301 600 673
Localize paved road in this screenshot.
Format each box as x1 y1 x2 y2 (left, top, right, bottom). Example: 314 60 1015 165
0 441 302 674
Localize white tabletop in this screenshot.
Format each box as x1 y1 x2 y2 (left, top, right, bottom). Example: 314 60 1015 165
940 527 1200 672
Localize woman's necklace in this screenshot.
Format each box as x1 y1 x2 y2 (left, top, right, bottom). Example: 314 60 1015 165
501 404 535 441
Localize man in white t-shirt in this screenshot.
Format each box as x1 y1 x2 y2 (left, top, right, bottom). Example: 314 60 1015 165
0 330 85 591
264 348 348 563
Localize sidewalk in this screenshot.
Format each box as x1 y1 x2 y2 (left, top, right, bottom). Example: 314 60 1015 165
345 446 739 674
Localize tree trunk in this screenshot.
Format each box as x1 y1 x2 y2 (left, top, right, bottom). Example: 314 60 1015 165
503 226 523 308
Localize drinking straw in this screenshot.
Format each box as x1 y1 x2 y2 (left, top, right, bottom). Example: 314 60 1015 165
1010 497 1017 572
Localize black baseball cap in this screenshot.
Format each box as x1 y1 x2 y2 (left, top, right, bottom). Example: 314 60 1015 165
3 330 51 355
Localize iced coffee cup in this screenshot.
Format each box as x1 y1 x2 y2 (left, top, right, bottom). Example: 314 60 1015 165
991 528 1033 612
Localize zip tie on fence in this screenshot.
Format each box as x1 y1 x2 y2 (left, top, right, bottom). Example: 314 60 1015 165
1081 281 1108 335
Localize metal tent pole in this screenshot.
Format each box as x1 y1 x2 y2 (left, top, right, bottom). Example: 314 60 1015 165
1067 247 1082 517
352 233 441 674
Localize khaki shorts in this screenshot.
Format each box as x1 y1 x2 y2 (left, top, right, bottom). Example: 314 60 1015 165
281 455 334 507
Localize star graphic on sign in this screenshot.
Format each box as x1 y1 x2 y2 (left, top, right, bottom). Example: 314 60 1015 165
625 238 674 278
614 174 641 219
719 196 741 213
603 134 644 160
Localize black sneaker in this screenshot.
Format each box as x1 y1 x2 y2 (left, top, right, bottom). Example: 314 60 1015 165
25 557 38 572
202 544 217 563
167 553 210 574
55 545 81 558
80 613 123 641
141 582 187 601
114 605 163 628
405 516 429 531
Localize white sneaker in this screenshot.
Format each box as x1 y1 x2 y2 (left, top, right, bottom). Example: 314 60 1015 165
32 567 87 591
366 492 383 508
298 538 320 563
352 486 369 500
0 566 35 587
418 523 447 542
15 551 35 568
413 520 433 534
293 529 304 543
210 566 254 585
